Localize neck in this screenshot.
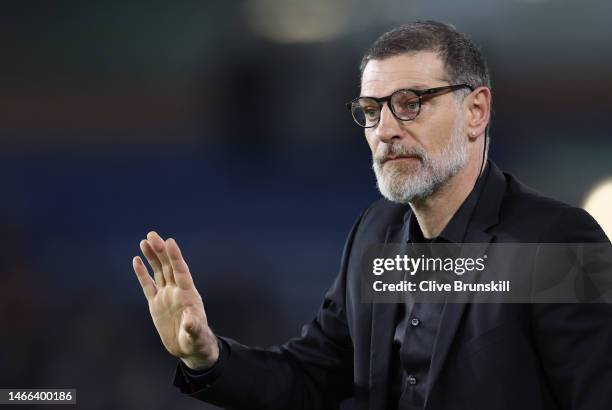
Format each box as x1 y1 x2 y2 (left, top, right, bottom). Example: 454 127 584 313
409 158 485 239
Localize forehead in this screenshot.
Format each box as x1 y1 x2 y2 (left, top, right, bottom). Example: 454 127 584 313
360 51 447 97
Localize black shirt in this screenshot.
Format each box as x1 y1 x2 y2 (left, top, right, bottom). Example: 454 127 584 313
391 164 490 409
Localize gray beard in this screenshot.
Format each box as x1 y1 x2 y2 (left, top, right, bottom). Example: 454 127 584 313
372 119 468 204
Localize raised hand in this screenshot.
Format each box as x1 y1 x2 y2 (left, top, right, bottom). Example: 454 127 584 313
132 231 219 370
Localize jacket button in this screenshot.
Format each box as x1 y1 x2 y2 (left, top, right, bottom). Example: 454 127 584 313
407 375 417 385
410 317 420 327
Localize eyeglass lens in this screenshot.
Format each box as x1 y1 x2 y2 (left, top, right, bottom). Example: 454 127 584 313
351 90 420 127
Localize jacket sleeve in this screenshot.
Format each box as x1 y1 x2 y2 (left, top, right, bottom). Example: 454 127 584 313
173 210 366 409
531 206 612 410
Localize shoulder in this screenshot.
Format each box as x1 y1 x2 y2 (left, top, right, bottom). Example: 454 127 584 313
496 172 608 243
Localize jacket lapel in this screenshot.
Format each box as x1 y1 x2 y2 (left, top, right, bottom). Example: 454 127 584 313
369 222 406 410
426 162 507 405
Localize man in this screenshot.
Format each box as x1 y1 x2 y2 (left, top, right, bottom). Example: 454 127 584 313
132 21 612 409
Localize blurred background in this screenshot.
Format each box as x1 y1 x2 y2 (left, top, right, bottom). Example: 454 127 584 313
1 0 611 409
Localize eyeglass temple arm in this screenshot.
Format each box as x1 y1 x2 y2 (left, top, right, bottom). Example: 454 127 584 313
417 84 474 97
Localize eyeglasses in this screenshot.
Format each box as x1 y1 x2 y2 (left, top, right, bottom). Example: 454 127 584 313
346 84 474 128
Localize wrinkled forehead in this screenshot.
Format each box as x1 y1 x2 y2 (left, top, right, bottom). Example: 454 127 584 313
360 52 448 97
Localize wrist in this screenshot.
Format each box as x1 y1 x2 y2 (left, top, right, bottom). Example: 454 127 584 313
181 335 220 371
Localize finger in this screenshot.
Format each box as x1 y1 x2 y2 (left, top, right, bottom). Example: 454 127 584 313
140 240 165 287
166 238 195 290
132 256 157 300
147 231 175 286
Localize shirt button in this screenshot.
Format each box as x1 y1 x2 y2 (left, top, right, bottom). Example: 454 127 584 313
410 317 420 327
407 375 417 385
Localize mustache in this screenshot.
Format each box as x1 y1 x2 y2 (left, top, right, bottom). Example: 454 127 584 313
374 144 427 165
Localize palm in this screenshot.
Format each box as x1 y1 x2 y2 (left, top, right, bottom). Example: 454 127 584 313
150 284 207 355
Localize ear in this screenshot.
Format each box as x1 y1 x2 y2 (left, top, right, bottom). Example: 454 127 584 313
464 86 491 140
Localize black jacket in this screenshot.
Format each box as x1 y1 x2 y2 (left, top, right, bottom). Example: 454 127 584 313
174 161 612 410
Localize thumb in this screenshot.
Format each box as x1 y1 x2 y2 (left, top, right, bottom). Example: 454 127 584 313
181 307 202 338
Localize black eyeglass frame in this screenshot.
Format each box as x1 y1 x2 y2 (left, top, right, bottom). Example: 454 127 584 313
345 83 474 128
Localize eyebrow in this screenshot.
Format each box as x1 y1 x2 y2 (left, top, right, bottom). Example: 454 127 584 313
360 84 432 98
360 79 451 97
407 83 431 90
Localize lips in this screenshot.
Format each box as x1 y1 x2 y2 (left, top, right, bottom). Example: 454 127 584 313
381 155 420 165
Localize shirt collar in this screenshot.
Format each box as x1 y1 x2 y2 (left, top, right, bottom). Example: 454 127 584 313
406 162 490 244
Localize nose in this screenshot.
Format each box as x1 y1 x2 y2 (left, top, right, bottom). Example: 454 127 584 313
373 103 403 144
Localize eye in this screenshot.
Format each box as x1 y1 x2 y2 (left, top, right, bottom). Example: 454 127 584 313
391 91 420 117
364 107 379 119
393 99 419 117
404 101 419 111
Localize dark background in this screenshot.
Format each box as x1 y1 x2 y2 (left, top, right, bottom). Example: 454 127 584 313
1 1 611 409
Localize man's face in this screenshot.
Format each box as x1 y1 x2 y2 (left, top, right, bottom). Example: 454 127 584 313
361 52 469 203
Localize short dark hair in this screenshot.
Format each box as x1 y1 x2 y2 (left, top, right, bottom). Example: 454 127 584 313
360 20 490 94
